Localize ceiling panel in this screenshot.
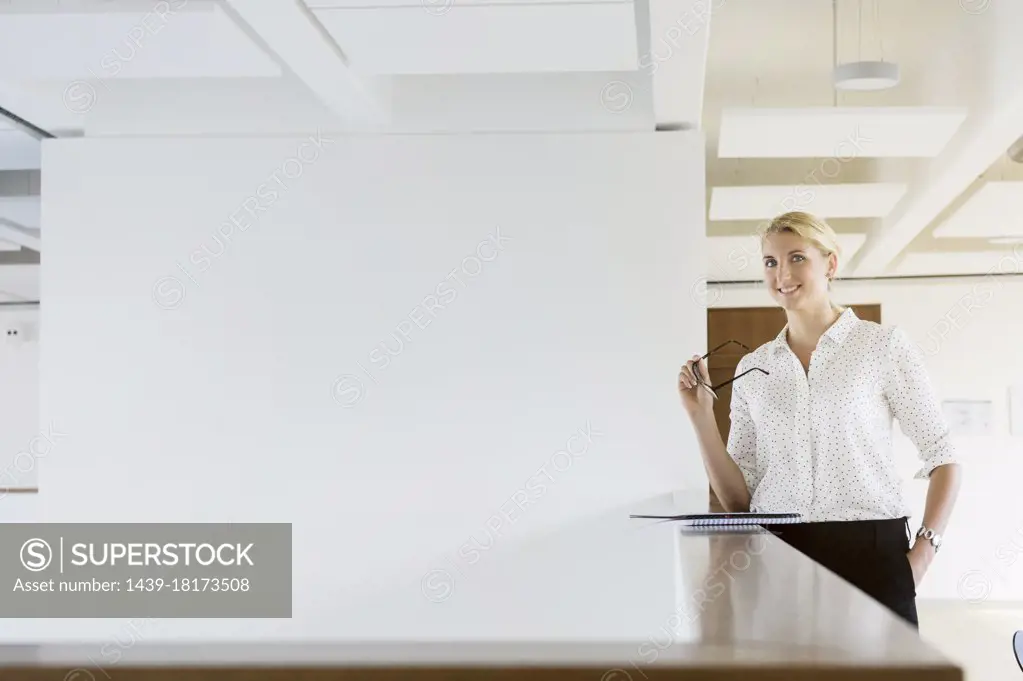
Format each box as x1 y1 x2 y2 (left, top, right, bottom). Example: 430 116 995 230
706 233 867 282
0 196 40 229
718 107 968 159
0 3 281 80
312 3 638 74
932 181 1023 239
709 183 907 221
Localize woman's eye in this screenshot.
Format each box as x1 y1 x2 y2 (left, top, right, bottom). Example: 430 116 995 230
792 255 805 262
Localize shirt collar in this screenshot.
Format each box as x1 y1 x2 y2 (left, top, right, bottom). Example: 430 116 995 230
770 307 859 354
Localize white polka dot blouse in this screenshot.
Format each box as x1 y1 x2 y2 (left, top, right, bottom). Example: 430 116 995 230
726 307 959 522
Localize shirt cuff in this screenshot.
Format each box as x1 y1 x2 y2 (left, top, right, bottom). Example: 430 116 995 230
913 451 960 479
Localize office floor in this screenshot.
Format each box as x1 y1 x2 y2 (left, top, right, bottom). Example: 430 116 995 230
917 601 1022 680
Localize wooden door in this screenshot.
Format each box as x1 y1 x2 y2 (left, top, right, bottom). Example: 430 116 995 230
704 304 881 511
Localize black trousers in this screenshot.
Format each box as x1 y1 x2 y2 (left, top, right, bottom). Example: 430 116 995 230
767 517 919 629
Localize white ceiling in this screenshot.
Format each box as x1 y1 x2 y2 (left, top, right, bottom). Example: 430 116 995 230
312 2 639 74
705 0 1023 282
0 3 280 80
0 0 1022 300
931 181 1023 239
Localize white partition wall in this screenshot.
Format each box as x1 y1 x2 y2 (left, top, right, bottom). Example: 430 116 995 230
0 305 41 493
23 130 706 640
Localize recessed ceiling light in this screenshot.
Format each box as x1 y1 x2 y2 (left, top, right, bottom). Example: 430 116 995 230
717 106 966 158
834 61 900 91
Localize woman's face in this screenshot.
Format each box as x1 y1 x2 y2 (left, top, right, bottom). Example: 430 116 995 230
761 231 835 311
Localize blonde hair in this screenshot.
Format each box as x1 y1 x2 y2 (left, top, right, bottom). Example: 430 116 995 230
758 211 841 279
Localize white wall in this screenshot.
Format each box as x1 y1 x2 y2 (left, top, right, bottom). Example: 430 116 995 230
710 274 1023 604
0 304 41 492
16 130 707 640
917 602 1023 681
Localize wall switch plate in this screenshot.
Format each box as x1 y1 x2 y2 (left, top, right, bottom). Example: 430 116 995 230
941 399 993 436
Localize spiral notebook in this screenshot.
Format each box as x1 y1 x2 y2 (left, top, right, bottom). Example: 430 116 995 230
676 524 773 535
629 512 802 526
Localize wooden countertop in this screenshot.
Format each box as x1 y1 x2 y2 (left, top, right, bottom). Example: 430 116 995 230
0 492 962 680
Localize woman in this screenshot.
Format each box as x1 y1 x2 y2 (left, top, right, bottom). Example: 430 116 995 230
678 211 963 629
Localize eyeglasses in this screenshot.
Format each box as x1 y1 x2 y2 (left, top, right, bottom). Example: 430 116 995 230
695 340 770 399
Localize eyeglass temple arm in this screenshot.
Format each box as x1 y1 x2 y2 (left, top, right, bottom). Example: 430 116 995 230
701 339 752 360
710 367 769 391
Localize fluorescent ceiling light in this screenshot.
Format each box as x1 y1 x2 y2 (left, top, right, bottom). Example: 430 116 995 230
718 107 968 158
932 181 1023 238
706 233 867 281
709 183 906 221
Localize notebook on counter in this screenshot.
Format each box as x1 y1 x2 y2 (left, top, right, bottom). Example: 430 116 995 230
629 512 802 526
675 524 773 535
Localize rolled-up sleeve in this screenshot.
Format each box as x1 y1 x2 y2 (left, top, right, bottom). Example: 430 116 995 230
726 356 760 494
885 326 960 479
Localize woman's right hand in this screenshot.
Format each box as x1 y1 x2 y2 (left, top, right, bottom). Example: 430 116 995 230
678 354 715 415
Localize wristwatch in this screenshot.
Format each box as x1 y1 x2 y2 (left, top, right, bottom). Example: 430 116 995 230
916 525 943 553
